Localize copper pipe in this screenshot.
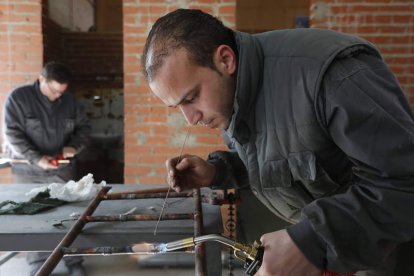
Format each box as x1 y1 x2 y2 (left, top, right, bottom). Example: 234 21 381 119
104 191 191 200
61 244 192 256
35 186 112 276
104 187 170 198
193 188 207 276
85 213 193 222
62 245 136 255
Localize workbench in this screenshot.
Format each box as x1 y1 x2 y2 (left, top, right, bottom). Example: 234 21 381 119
0 184 223 275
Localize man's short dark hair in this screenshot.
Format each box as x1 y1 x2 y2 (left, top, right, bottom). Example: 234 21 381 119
142 9 238 82
41 61 71 84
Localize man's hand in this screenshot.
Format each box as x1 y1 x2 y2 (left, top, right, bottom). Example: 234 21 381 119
255 229 322 276
62 146 77 159
37 155 58 170
166 154 216 192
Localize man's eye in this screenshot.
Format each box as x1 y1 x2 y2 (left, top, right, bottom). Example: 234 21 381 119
185 97 195 104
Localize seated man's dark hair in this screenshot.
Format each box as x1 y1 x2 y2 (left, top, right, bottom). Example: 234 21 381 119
41 61 72 84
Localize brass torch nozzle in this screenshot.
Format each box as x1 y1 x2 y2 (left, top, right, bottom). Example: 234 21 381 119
163 237 196 251
162 234 261 263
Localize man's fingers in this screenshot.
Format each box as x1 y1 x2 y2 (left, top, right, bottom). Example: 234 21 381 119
166 170 182 192
176 157 191 170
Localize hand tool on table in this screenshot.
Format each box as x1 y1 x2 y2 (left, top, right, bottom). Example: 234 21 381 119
48 153 69 166
0 155 69 167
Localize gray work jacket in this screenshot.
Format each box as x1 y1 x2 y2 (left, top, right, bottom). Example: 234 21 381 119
208 28 414 273
2 81 90 175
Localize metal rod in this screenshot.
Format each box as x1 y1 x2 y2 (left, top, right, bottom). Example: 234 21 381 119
35 186 111 276
154 187 171 235
154 126 192 235
194 188 207 276
85 213 194 222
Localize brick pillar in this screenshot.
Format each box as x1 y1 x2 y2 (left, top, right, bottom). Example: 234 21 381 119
0 0 43 183
310 0 414 106
123 1 236 184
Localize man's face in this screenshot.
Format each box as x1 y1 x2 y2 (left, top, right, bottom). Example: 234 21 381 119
149 47 237 130
39 76 68 102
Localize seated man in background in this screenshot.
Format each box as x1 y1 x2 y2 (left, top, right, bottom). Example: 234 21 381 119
2 61 90 276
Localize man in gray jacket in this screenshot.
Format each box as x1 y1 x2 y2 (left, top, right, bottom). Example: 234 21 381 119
2 61 89 276
142 9 414 276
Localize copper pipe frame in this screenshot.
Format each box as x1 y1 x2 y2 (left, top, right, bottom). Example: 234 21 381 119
35 186 207 276
35 186 112 276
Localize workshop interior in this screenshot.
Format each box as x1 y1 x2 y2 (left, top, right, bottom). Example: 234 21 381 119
0 0 413 276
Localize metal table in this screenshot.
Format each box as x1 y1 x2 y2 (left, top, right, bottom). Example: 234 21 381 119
0 184 223 275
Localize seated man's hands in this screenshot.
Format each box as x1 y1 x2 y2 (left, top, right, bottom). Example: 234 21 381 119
255 229 322 276
62 146 77 159
166 154 216 192
37 155 58 170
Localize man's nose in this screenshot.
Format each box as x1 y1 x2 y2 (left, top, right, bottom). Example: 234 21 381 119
179 105 201 126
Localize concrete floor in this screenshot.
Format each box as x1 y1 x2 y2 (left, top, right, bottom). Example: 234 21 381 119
0 252 246 276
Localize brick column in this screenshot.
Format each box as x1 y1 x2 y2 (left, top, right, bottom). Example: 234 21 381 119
0 0 43 183
310 0 414 106
123 0 236 184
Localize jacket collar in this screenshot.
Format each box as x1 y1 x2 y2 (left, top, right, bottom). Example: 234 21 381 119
34 80 62 107
226 31 264 142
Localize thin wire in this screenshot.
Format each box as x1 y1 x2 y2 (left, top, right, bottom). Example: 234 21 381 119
154 126 192 235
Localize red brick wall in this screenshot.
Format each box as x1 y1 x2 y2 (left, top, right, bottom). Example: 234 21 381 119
62 32 123 89
123 0 236 185
0 0 43 183
310 0 414 106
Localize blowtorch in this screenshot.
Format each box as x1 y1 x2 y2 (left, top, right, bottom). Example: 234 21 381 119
156 234 264 275
62 234 263 275
156 235 354 276
62 234 353 276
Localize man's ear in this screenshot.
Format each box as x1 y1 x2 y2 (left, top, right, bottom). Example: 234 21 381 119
214 45 237 75
38 75 45 82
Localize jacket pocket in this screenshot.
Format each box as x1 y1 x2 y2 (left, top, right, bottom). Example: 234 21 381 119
288 151 340 199
25 118 43 142
261 159 313 210
61 118 75 136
